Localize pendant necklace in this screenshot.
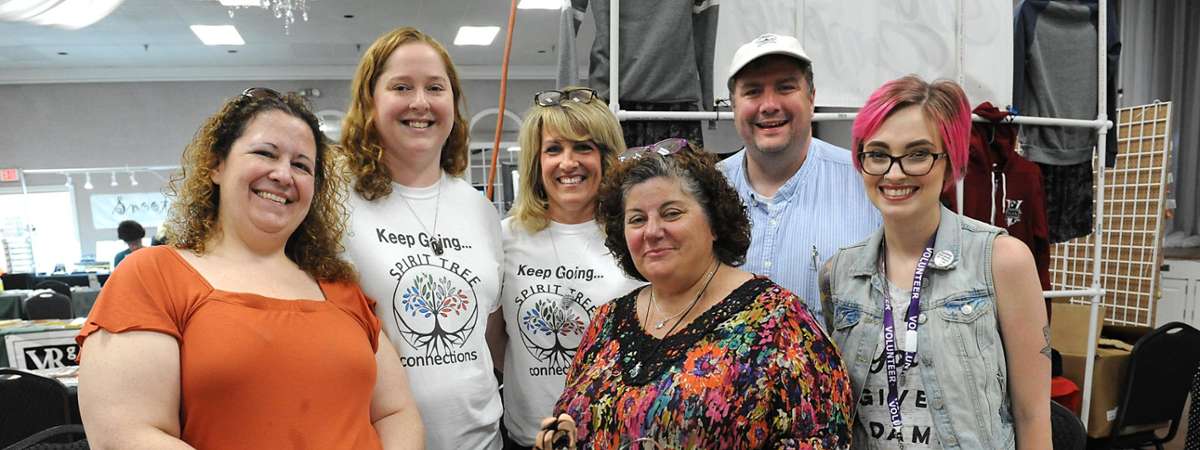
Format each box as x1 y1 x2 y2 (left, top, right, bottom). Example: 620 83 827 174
649 260 718 329
631 259 720 378
399 176 443 255
547 224 576 309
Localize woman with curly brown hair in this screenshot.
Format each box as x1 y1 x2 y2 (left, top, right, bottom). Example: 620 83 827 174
534 140 853 449
76 88 423 449
338 27 504 450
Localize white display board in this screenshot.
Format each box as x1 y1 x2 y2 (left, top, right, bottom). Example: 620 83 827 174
714 0 1013 108
4 329 79 370
89 192 170 229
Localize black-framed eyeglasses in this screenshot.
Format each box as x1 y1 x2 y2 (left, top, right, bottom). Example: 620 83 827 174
618 138 693 162
856 150 947 176
534 88 597 107
241 87 283 100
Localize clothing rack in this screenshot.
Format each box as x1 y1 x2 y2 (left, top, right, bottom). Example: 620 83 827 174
603 0 1112 427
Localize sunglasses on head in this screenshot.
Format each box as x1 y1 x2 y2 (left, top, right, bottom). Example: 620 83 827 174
241 87 283 100
534 88 597 107
618 138 694 162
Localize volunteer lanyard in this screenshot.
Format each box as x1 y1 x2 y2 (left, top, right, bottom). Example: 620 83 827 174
880 240 934 429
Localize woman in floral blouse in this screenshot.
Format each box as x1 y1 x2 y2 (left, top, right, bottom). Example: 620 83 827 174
534 139 852 449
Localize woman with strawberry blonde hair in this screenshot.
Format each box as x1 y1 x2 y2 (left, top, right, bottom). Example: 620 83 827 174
338 26 505 450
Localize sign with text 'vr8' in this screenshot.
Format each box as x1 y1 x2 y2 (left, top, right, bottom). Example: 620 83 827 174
4 330 79 370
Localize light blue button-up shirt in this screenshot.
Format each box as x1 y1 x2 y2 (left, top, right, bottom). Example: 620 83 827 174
718 138 882 317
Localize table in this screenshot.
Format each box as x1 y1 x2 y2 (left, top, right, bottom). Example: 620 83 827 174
36 273 109 289
0 289 100 319
0 292 28 319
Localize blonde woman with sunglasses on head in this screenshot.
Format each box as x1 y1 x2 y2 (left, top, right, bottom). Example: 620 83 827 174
491 87 645 449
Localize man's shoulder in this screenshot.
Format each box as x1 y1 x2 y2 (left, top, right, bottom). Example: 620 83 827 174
715 148 746 181
808 138 856 167
716 148 744 169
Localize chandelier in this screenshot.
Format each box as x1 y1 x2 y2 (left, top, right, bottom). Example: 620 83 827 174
220 0 309 32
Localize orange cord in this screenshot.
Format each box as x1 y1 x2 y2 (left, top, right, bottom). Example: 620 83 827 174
486 0 520 201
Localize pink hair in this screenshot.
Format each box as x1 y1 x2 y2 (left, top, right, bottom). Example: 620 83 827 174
851 75 971 192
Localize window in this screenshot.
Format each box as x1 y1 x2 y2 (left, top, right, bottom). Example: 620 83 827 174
0 189 81 274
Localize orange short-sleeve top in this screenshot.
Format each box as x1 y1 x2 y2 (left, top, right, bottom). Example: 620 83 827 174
77 246 383 450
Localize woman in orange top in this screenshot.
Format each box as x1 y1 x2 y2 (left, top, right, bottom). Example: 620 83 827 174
76 89 424 449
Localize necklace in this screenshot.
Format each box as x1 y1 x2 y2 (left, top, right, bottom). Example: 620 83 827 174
547 224 576 309
398 176 443 255
649 261 718 329
644 259 720 334
631 259 720 378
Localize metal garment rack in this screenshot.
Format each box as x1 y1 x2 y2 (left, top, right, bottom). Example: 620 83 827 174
602 0 1112 426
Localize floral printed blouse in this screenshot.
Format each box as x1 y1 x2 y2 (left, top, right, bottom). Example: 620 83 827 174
554 277 852 449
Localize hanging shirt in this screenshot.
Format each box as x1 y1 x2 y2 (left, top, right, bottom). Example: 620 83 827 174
943 102 1051 291
557 0 717 109
1014 0 1121 167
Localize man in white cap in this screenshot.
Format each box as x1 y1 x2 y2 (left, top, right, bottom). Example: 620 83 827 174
718 33 880 317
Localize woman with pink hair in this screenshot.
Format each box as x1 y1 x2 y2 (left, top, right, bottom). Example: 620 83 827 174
819 75 1050 449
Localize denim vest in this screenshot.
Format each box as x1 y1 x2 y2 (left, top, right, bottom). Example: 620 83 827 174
822 206 1014 449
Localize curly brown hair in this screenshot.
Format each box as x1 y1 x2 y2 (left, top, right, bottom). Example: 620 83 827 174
596 147 751 282
165 91 356 282
340 27 470 201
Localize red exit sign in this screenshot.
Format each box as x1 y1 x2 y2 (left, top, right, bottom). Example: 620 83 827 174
0 168 19 182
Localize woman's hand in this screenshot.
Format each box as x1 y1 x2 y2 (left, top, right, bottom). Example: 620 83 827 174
534 414 577 450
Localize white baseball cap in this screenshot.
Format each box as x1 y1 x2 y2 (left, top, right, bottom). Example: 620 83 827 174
727 33 812 86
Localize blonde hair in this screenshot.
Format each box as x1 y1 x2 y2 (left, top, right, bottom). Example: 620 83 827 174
510 90 626 233
339 27 470 201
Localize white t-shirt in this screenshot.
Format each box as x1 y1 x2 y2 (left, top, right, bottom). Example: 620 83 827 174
498 218 645 446
343 173 504 450
855 282 943 449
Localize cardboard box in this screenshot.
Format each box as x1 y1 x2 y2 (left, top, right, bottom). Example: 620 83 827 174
1051 303 1153 438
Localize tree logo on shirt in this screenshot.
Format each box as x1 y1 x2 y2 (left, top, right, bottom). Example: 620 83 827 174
517 289 591 371
392 268 480 361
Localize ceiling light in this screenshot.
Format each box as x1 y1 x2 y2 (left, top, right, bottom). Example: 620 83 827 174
517 0 562 10
507 146 521 152
454 26 500 46
217 0 309 31
110 171 118 187
190 25 245 46
129 172 139 186
84 173 94 190
0 0 126 30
